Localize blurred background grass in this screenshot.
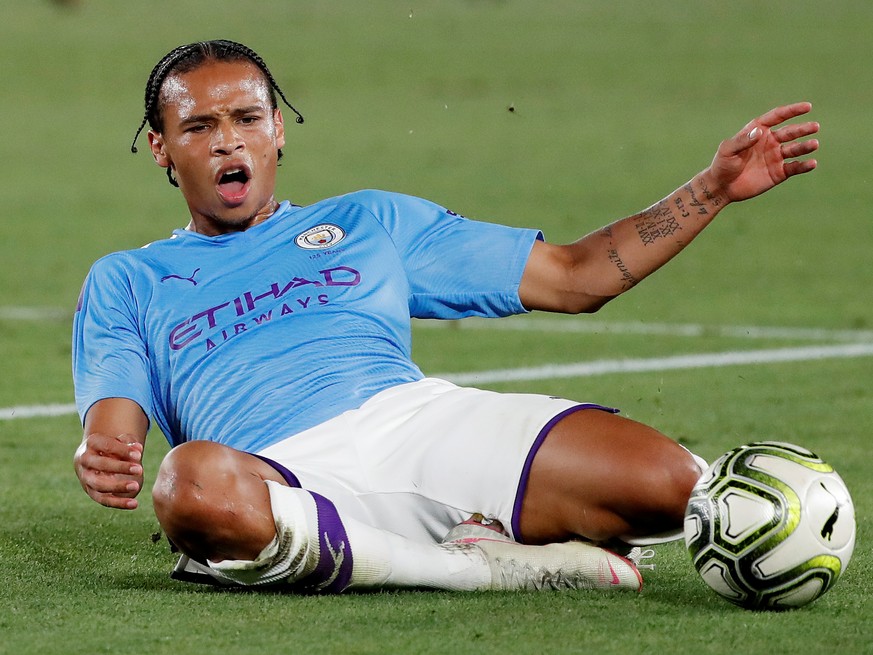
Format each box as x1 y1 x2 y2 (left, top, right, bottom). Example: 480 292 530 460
1 2 872 653
3 1 872 321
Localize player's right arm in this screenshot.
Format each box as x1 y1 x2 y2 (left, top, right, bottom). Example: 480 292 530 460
518 102 819 314
74 397 149 510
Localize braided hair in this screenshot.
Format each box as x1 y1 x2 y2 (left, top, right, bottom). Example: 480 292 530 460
130 40 303 186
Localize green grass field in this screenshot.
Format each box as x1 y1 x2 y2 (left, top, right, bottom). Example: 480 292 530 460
2 1 872 653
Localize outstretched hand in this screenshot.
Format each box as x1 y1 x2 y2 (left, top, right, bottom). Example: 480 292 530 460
707 102 819 203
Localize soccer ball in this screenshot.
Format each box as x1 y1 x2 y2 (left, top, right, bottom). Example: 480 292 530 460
683 441 855 610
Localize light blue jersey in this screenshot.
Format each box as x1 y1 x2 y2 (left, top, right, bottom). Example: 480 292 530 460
73 190 540 452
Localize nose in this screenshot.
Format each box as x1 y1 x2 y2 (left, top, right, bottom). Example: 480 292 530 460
211 122 244 156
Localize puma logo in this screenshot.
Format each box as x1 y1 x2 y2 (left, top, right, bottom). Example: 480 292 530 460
316 535 346 591
161 268 201 286
819 482 841 542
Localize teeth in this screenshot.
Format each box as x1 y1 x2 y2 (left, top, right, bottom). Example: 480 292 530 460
220 168 247 183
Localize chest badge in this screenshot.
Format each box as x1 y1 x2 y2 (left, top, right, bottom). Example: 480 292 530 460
295 224 346 250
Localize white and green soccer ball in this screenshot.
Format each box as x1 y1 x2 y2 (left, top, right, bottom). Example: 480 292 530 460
683 441 855 610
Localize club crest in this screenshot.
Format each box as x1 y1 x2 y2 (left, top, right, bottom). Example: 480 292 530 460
295 224 346 250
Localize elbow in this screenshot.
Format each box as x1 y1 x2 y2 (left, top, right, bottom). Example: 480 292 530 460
520 242 627 314
549 291 617 315
577 295 615 314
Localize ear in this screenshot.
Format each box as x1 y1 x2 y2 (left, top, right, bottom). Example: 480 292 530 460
274 108 286 150
147 130 172 169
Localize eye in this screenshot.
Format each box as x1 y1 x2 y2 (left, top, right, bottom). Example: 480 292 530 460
185 124 209 134
239 115 260 125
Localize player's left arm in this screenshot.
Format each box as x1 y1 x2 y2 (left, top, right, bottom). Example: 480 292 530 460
74 398 149 511
519 102 819 314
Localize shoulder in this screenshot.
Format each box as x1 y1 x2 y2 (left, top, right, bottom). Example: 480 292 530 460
85 232 188 283
88 249 142 279
291 190 439 239
292 191 466 246
312 189 434 215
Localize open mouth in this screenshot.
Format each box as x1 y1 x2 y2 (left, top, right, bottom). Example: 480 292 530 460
216 166 251 204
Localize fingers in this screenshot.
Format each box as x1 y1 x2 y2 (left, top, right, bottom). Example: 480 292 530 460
78 434 143 474
784 158 817 178
772 114 819 177
709 101 819 202
730 103 817 147
79 467 142 509
75 433 144 510
723 103 819 165
780 137 819 160
755 101 813 129
88 486 141 510
772 120 819 144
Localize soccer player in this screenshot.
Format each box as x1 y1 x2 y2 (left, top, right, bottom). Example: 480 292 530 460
72 40 819 593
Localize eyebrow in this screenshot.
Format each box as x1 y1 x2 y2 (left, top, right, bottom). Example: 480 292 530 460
179 105 269 126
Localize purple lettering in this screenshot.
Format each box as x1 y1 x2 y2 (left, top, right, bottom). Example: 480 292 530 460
290 277 324 289
168 268 358 352
321 266 361 286
276 277 323 298
192 302 230 329
169 319 202 351
245 283 281 311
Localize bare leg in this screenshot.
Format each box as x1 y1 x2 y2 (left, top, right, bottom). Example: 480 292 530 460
519 409 701 545
152 440 286 563
152 440 643 592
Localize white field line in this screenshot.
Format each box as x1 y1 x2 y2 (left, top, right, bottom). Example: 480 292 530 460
0 306 70 320
0 403 78 420
5 342 873 421
434 342 873 386
414 316 873 343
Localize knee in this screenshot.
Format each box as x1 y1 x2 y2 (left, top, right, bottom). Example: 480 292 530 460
152 441 275 562
642 443 702 522
151 441 221 557
152 441 211 520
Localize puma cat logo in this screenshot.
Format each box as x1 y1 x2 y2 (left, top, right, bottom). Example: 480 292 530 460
161 268 201 286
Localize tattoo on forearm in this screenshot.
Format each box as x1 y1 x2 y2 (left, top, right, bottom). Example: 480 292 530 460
608 249 639 288
634 200 682 246
684 182 710 216
699 178 721 207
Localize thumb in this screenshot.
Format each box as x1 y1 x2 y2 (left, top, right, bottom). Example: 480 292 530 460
721 122 763 157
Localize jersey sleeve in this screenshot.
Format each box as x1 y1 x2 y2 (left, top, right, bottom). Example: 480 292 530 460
359 190 542 319
72 254 153 426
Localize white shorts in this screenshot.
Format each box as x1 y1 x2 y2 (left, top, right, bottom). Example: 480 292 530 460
255 378 614 544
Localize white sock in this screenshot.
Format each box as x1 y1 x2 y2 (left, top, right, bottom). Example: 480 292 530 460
208 481 492 592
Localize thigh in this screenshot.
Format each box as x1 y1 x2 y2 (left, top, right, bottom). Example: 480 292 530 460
354 380 587 541
519 409 702 545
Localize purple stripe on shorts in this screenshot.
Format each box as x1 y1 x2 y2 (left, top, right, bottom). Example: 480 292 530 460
510 403 619 544
288 491 354 594
253 454 302 488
